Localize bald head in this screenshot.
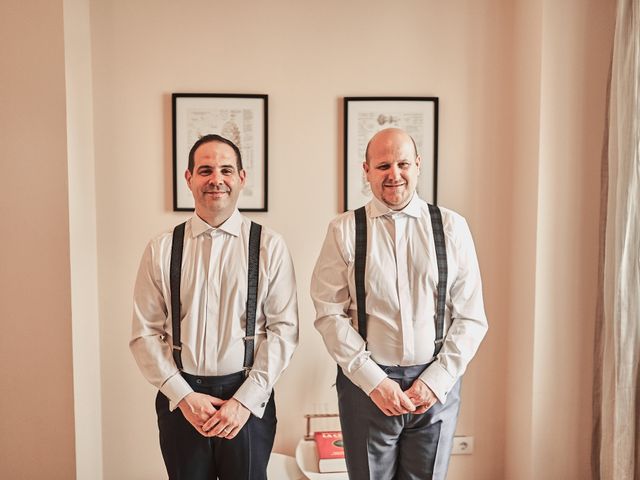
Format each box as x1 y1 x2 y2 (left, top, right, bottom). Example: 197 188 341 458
365 128 418 164
362 127 422 210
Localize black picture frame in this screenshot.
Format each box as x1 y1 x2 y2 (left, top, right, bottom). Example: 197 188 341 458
172 93 268 212
343 96 439 211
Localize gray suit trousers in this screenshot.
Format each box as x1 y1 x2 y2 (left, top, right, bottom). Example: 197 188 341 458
336 365 461 480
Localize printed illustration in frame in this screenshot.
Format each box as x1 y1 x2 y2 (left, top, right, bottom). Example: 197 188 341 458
344 96 438 211
173 93 268 211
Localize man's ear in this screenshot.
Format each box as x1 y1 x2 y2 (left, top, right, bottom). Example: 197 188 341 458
184 169 192 189
415 155 422 174
239 169 246 186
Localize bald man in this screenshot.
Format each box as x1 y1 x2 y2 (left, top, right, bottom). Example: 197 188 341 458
311 128 488 479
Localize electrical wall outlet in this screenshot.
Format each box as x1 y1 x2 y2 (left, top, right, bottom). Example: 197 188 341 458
452 436 474 455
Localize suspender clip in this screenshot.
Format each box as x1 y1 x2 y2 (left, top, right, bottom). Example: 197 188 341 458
244 335 255 341
243 366 252 377
172 345 182 351
434 339 444 346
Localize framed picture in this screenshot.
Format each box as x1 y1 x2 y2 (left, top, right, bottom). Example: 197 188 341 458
343 96 439 211
172 93 268 211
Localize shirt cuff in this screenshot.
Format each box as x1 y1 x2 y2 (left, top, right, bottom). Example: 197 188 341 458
232 376 272 418
346 358 388 395
159 372 193 411
419 362 457 404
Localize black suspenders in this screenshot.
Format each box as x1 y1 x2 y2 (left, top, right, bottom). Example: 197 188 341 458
354 207 369 342
169 220 262 374
243 221 262 375
354 205 448 357
170 223 186 370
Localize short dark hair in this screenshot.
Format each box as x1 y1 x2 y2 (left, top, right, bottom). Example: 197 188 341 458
187 134 243 173
364 133 419 163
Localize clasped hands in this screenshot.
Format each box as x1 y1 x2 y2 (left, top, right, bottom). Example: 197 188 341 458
369 377 438 416
177 392 250 439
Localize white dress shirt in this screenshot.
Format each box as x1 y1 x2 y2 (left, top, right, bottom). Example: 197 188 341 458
130 210 299 417
311 194 487 403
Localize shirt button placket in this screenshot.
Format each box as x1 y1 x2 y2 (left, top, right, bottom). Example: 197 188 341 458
395 216 414 364
205 230 219 374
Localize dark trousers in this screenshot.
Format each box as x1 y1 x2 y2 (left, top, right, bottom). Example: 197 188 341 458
337 365 461 480
155 371 276 480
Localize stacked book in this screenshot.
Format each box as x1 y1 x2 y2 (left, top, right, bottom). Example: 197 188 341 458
314 431 347 473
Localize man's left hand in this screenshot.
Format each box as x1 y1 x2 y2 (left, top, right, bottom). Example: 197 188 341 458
201 398 251 439
404 378 438 414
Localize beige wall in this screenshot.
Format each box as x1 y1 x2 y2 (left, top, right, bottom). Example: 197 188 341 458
506 1 615 479
89 1 515 478
64 0 104 477
504 0 543 476
0 0 76 477
0 0 615 478
531 0 614 478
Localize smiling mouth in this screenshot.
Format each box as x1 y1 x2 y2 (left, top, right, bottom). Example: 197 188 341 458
204 190 229 198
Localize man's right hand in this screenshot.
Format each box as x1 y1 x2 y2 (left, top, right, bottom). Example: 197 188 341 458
369 378 416 416
177 392 225 434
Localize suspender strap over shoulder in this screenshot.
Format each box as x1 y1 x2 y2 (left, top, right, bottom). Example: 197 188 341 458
354 206 368 342
243 221 262 376
352 204 449 357
428 204 448 356
170 222 186 371
169 220 262 375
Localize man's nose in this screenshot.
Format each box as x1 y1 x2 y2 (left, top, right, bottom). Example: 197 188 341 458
388 164 401 178
208 170 224 184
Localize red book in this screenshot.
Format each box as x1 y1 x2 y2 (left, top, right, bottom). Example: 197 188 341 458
314 431 347 473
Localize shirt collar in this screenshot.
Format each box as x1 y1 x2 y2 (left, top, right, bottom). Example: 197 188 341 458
189 209 242 237
368 193 422 219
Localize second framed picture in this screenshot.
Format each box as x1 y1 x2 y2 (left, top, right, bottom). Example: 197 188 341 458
173 93 268 212
344 97 439 211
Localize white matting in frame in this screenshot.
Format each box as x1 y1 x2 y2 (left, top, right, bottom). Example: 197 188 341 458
344 97 438 211
172 93 268 211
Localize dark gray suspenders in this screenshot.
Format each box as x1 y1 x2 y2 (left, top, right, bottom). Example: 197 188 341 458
354 204 448 357
427 204 448 355
169 220 262 375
